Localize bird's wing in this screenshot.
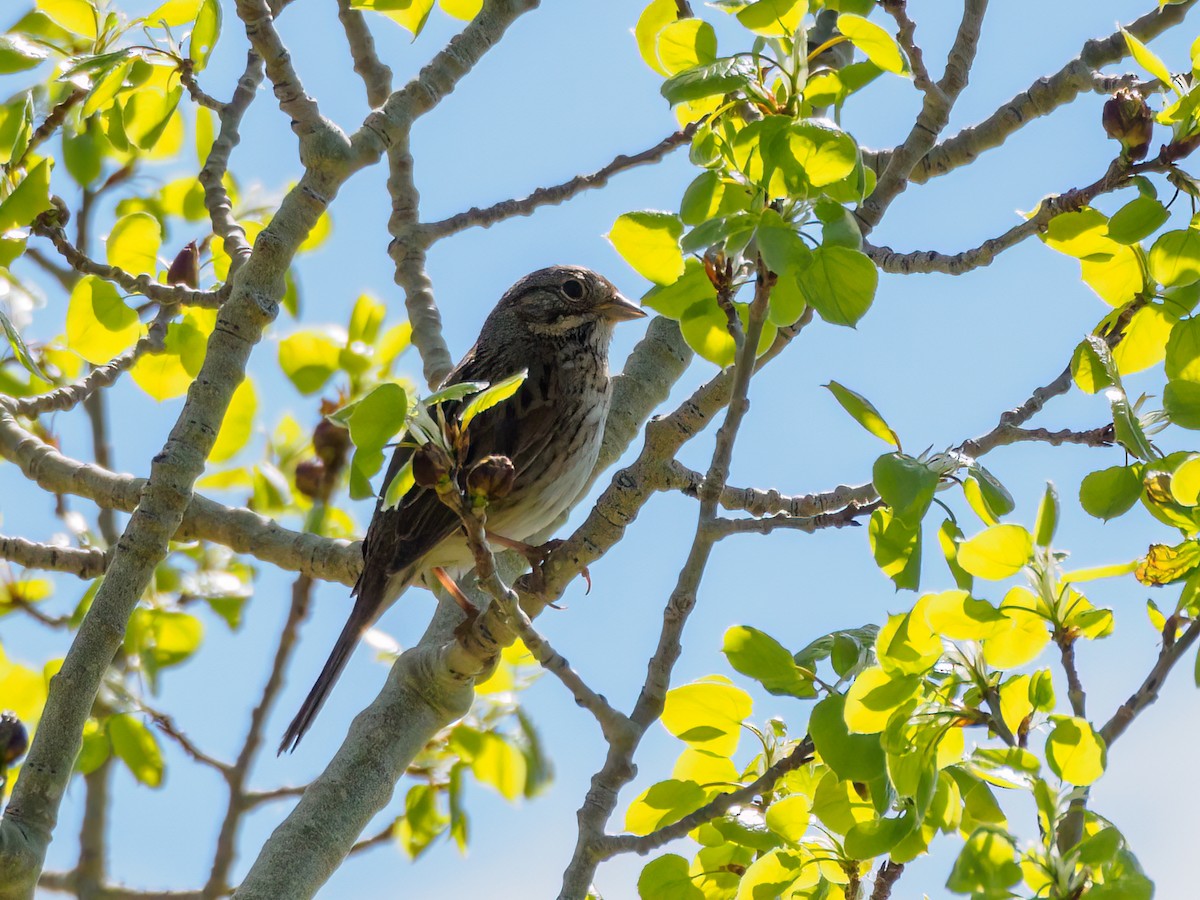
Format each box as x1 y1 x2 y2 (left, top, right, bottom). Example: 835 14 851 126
356 351 558 599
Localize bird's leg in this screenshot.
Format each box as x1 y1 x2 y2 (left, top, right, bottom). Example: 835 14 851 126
486 532 591 597
431 566 478 620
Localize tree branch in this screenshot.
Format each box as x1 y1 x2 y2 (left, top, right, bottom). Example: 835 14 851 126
421 126 698 242
0 536 108 579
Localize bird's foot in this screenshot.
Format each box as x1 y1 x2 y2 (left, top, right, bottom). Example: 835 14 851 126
431 566 480 625
491 534 591 599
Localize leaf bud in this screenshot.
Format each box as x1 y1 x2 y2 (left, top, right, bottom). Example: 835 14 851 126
312 418 350 468
412 442 453 489
294 457 327 499
0 712 28 766
1102 89 1153 161
166 240 200 288
466 454 516 502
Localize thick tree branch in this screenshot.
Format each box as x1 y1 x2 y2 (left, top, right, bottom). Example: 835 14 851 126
865 0 1199 185
336 0 393 108
0 535 108 580
234 0 324 134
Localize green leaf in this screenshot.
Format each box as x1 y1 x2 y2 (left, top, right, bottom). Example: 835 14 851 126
0 309 53 382
1149 229 1200 286
1122 28 1174 88
459 370 526 430
869 506 921 591
721 625 815 698
661 678 752 756
1079 466 1142 520
1042 207 1118 259
786 120 859 188
837 13 908 74
1166 315 1200 382
923 590 1008 640
635 0 677 76
946 827 1022 895
1033 482 1059 547
824 381 898 446
873 452 937 527
1165 378 1200 428
809 694 886 782
763 793 811 843
278 330 341 395
107 714 164 787
63 125 102 186
642 259 717 319
843 665 921 733
754 210 810 276
189 0 221 70
396 785 445 859
845 813 915 860
382 457 415 510
626 780 708 836
655 18 717 75
66 275 141 365
737 0 806 36
0 158 53 232
637 854 704 900
1045 716 1106 785
1071 338 1116 394
348 382 409 455
797 245 877 326
957 524 1033 580
608 211 685 285
1106 195 1169 244
0 36 49 74
106 211 161 276
660 56 756 104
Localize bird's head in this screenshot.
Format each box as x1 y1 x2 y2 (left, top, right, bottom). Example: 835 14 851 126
492 265 646 340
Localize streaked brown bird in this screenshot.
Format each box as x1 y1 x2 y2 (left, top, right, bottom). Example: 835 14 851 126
280 266 645 752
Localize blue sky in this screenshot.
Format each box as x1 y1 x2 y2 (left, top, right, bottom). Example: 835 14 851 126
5 1 1200 897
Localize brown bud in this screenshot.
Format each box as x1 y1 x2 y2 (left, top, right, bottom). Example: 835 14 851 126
294 457 327 499
0 712 28 766
1103 89 1154 161
313 418 350 467
166 241 200 288
412 442 453 489
467 454 516 501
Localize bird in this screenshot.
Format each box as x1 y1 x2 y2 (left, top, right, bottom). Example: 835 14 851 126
279 265 646 752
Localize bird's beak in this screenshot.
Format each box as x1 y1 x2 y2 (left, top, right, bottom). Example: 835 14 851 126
597 292 648 322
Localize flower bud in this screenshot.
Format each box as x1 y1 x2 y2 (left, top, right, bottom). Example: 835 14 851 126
1103 89 1153 161
412 442 453 489
294 457 327 499
166 241 200 288
312 418 350 467
0 712 28 766
467 454 516 502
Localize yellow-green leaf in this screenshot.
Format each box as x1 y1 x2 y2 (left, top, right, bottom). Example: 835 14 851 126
738 0 807 37
824 380 898 447
36 0 99 38
0 158 53 232
661 677 752 756
655 19 717 75
635 0 678 76
982 587 1050 669
460 369 526 430
957 524 1033 580
145 0 202 27
66 275 141 365
439 0 483 19
1122 28 1174 89
843 665 921 734
107 714 164 787
106 212 161 276
1080 244 1143 307
837 13 908 75
190 0 221 71
608 211 685 286
1045 717 1106 786
209 378 257 463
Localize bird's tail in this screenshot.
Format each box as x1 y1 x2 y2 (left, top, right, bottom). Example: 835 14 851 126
278 610 365 754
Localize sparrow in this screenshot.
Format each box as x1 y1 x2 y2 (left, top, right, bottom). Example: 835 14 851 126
280 266 646 752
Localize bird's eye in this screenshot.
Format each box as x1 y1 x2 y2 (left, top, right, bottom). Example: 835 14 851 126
561 278 585 300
